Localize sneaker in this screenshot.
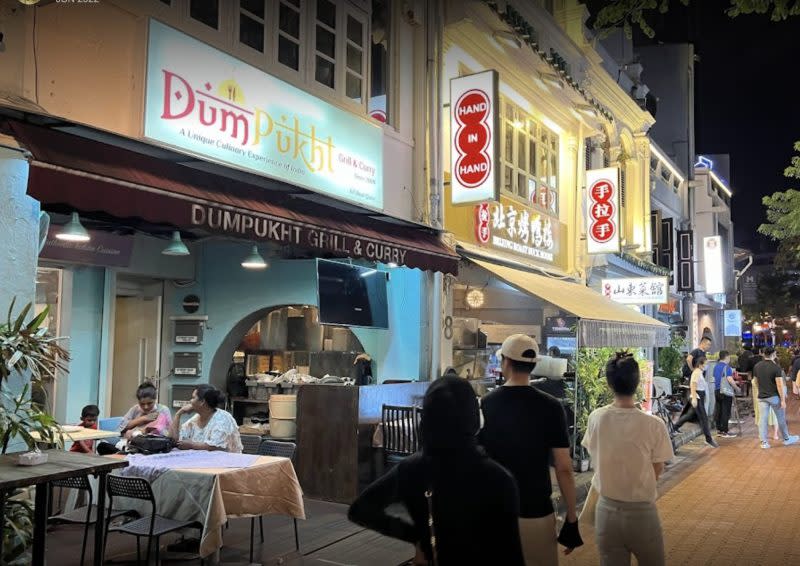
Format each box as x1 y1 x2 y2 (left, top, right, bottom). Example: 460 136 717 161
784 435 800 446
721 432 737 438
706 439 719 448
761 441 771 449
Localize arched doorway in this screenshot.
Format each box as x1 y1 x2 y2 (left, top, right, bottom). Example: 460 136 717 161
209 305 366 390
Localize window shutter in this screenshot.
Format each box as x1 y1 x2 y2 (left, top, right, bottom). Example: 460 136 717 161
650 209 662 265
661 218 674 284
676 229 694 292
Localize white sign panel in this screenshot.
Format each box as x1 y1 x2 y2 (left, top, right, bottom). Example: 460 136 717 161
145 20 383 210
703 236 724 294
724 310 742 337
586 168 620 254
450 70 499 205
602 277 669 305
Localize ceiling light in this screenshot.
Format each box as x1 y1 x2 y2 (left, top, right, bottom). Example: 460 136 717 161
55 212 90 242
466 288 485 309
241 245 268 270
162 231 190 256
18 0 41 4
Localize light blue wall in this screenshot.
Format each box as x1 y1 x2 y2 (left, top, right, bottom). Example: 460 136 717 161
63 267 105 422
160 241 425 397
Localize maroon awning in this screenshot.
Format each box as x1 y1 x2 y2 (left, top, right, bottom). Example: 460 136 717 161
7 120 459 275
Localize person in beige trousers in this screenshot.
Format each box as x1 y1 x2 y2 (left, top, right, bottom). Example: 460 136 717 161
582 353 674 566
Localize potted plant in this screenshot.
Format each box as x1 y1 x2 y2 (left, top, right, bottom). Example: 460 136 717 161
1 299 69 565
657 333 686 391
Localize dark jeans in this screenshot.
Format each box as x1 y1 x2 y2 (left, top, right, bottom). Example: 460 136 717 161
675 390 714 442
715 391 733 433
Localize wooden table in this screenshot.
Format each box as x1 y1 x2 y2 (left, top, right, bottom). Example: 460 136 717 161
30 427 121 443
0 450 128 565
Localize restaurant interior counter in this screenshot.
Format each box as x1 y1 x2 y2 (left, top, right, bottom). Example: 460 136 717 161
295 381 429 504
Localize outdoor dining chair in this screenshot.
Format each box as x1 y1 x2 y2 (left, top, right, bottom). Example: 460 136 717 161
104 475 201 565
237 439 300 562
48 475 134 566
380 404 420 468
240 434 263 455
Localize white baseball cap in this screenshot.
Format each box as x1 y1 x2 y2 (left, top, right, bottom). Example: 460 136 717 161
499 334 539 363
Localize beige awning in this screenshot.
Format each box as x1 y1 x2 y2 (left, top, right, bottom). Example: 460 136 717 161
470 258 670 348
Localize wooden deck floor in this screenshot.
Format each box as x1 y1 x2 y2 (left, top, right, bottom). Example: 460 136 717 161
46 497 413 566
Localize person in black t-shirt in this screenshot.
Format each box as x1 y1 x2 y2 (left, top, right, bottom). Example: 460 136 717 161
682 336 712 381
480 334 582 565
753 347 799 449
789 347 800 399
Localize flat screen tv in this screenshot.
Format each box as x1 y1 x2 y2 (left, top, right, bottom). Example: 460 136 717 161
317 259 389 329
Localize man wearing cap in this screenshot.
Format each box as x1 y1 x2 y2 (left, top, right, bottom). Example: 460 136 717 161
480 334 582 565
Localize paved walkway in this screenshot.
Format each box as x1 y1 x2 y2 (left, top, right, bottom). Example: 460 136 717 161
564 396 800 566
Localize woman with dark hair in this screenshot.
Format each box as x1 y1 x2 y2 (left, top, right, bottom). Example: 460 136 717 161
168 384 242 453
581 353 673 566
119 382 173 438
674 355 718 448
348 376 524 565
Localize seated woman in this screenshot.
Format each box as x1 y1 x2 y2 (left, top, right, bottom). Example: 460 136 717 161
97 382 172 454
169 384 243 453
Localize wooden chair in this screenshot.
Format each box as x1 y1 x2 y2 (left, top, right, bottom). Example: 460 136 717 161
381 405 420 467
105 475 200 565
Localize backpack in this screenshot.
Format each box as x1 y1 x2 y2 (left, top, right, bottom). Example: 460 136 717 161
127 434 175 455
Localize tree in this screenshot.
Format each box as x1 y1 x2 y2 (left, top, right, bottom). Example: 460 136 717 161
758 141 800 268
753 270 800 318
593 0 800 37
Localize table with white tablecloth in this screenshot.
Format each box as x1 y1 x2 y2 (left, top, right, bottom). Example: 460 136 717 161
112 450 305 558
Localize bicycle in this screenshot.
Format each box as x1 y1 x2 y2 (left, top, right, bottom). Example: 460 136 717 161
651 392 683 438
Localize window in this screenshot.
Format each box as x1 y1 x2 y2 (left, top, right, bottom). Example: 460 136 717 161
314 0 337 89
190 0 219 29
500 99 559 215
278 0 302 71
369 0 390 123
345 15 365 102
239 0 267 52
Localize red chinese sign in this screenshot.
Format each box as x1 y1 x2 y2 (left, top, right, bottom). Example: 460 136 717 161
476 202 490 244
586 167 620 254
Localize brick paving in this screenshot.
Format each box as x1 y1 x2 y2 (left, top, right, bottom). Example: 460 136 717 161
563 396 800 566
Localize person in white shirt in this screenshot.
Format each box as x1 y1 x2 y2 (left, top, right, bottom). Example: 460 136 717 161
168 384 243 453
582 352 674 566
674 355 719 448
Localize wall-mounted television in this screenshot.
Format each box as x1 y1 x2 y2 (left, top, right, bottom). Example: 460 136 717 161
317 259 389 329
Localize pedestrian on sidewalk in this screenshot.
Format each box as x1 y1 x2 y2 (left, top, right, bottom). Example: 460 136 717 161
674 355 719 448
581 352 673 566
479 334 583 566
754 347 799 449
790 347 800 400
713 351 740 437
682 336 712 385
348 376 525 566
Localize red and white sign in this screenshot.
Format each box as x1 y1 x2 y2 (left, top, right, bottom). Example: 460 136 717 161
586 167 620 254
450 70 499 205
476 202 491 244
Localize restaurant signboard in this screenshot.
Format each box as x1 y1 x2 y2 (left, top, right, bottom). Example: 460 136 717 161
40 227 133 268
475 199 559 263
144 19 383 210
586 167 620 254
602 276 669 305
449 70 499 205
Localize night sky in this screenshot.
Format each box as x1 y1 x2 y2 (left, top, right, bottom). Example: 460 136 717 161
588 0 800 250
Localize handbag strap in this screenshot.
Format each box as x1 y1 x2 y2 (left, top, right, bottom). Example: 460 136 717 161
424 488 438 566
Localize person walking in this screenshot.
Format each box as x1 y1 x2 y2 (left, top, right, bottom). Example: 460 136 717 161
754 347 799 449
479 334 583 565
582 353 673 566
674 355 718 448
348 376 525 566
713 351 741 437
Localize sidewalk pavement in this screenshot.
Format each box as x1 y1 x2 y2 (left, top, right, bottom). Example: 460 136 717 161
563 396 800 566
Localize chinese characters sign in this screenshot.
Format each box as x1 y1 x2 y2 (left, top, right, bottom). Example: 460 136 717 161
450 70 499 205
474 200 558 262
144 20 383 210
586 168 620 254
602 277 669 305
703 236 725 294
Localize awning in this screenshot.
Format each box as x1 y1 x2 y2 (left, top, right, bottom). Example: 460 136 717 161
6 120 459 275
469 258 670 348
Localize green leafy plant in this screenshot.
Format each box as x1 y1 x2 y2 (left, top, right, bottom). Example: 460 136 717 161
1 299 68 565
657 333 686 389
776 346 792 373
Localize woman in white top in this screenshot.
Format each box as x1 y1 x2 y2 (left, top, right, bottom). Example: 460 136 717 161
168 384 243 453
582 353 674 566
674 355 718 448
